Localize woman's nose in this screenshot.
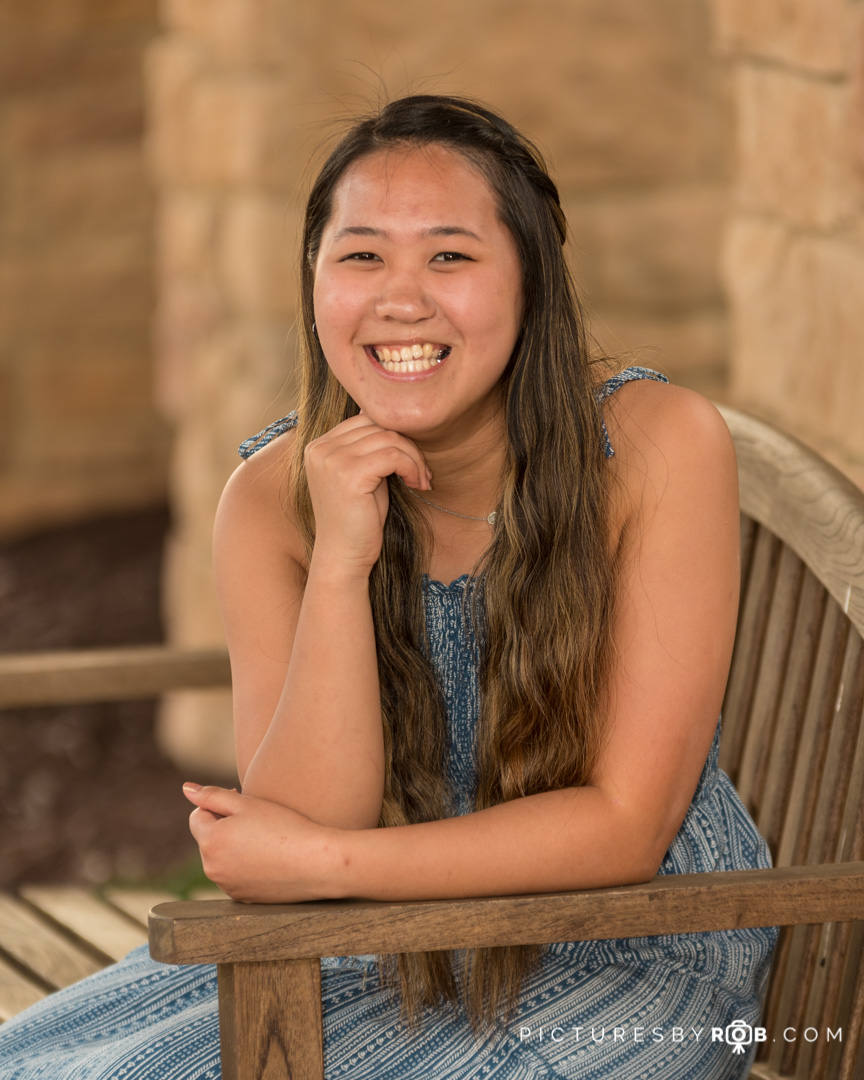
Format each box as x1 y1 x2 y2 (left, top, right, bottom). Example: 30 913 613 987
373 273 435 322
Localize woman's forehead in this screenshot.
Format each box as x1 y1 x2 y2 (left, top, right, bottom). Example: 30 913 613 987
326 145 500 233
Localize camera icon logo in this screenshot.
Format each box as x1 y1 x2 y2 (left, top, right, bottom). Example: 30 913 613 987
725 1021 755 1055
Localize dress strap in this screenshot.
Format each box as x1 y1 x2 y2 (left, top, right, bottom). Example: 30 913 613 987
596 366 668 458
238 411 299 459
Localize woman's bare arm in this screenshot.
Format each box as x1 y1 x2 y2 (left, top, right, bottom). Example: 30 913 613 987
214 416 430 829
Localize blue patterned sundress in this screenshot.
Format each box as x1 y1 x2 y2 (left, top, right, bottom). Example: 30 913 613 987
0 369 777 1079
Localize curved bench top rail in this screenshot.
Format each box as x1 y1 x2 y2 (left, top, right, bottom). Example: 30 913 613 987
718 404 864 641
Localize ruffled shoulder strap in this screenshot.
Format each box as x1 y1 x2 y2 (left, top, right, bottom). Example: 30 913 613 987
596 366 668 458
238 411 299 460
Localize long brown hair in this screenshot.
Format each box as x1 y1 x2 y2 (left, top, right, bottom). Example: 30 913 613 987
289 96 616 1026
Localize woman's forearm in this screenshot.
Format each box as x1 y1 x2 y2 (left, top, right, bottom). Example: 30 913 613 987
240 557 385 828
318 786 662 902
185 781 665 906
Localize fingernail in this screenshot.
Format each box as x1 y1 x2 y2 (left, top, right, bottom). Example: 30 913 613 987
183 782 202 793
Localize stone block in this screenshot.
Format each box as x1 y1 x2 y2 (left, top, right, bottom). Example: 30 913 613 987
734 65 855 228
712 0 851 75
567 185 727 311
161 0 292 68
0 355 14 470
219 194 298 316
0 235 153 334
14 336 168 476
308 0 729 189
0 35 154 95
2 91 145 154
182 76 303 188
153 280 223 420
21 344 155 423
588 307 728 392
2 147 152 245
190 319 292 400
156 191 219 280
0 0 157 34
854 7 864 190
144 36 206 184
726 220 864 457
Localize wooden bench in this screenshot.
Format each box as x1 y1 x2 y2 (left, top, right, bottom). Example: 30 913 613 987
1 406 863 1078
0 647 231 1023
0 886 181 1023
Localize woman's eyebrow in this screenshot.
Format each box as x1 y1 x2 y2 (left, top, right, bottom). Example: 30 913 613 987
331 225 482 241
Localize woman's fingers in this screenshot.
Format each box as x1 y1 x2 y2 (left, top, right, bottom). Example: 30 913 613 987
308 424 429 490
303 417 431 575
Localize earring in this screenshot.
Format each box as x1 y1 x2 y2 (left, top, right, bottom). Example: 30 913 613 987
312 322 317 336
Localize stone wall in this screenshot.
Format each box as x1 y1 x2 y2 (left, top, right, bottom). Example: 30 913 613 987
716 0 864 487
0 0 168 537
148 0 732 771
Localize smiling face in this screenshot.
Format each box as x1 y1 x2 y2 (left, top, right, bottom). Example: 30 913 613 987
312 144 524 449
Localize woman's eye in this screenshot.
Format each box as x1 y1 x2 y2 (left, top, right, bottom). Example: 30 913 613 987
432 251 470 263
342 252 381 262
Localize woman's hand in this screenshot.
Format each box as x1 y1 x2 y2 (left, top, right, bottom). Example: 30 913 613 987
183 782 345 903
304 413 431 577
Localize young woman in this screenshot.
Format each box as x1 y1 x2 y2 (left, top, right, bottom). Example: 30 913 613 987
0 95 776 1079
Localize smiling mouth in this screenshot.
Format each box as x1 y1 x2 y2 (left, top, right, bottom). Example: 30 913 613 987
368 343 451 373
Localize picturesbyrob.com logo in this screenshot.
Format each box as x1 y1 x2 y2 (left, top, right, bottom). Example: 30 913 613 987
516 1022 842 1052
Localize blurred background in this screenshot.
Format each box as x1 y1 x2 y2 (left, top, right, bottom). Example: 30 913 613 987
0 0 862 889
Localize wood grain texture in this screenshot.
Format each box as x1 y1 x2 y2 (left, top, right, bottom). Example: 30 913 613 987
19 886 148 963
775 599 849 868
104 888 181 927
736 542 804 814
755 568 827 852
148 863 864 966
0 894 104 989
218 960 323 1080
721 524 782 781
0 646 230 707
717 406 864 640
0 954 48 1022
804 632 864 867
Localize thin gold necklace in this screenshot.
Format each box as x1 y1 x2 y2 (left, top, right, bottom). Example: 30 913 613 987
407 487 497 525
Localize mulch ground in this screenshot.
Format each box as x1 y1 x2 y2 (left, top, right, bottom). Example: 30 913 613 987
0 508 232 892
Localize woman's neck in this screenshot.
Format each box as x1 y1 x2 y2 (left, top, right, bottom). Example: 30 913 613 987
416 413 506 521
412 417 506 584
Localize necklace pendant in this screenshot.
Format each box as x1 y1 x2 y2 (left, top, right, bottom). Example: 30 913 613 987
487 511 497 525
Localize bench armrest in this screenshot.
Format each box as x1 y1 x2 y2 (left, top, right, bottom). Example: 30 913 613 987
149 861 864 966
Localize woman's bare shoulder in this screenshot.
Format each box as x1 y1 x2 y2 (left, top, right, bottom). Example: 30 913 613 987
604 379 735 477
215 427 305 571
602 379 738 537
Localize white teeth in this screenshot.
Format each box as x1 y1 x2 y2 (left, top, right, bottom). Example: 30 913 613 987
373 344 448 373
382 358 435 372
